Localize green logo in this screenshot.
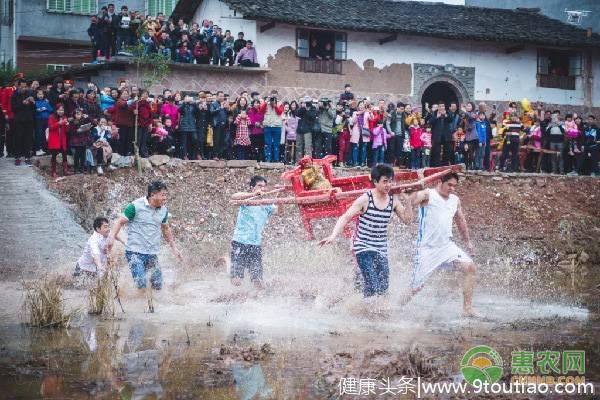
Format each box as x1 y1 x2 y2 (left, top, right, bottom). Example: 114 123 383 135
461 345 504 385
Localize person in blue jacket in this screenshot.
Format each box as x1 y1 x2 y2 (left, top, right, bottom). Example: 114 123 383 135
34 89 53 155
474 111 488 170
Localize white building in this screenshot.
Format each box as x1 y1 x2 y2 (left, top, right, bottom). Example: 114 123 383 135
174 0 599 112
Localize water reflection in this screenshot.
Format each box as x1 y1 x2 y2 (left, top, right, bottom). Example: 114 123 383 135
230 363 272 400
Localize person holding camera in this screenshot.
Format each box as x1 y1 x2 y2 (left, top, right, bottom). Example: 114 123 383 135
10 79 36 166
427 101 454 167
315 97 336 159
258 91 284 162
296 96 318 160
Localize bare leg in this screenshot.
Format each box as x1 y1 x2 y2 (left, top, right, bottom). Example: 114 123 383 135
399 286 423 307
230 277 242 286
458 261 478 316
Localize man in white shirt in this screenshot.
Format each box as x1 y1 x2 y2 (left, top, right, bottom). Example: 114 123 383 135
74 217 124 276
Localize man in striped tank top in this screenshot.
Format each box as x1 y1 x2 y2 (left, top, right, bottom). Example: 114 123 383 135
403 172 478 317
319 164 412 297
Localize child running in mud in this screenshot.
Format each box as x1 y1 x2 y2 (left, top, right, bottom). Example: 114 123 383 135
319 164 412 297
230 176 279 289
74 217 124 277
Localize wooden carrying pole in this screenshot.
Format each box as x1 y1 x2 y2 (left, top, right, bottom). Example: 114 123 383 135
230 168 456 206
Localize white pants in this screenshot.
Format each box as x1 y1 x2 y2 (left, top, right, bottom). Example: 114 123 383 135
411 242 473 289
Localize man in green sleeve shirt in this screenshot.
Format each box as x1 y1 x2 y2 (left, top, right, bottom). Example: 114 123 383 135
107 180 183 294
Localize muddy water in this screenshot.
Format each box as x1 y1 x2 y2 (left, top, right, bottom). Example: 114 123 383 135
1 257 598 399
0 160 598 399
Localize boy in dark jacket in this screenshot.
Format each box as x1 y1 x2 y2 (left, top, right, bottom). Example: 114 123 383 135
130 90 153 158
178 95 201 159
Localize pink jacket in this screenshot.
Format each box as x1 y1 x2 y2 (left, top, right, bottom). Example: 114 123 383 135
160 103 180 128
350 111 370 144
248 107 264 136
284 115 299 141
371 126 387 149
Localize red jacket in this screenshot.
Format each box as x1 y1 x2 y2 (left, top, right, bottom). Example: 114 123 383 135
47 114 69 151
409 126 423 149
115 99 135 127
368 111 385 132
258 101 284 115
0 86 15 120
130 100 153 127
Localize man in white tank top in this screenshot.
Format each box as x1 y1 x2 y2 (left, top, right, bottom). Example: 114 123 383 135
404 172 478 316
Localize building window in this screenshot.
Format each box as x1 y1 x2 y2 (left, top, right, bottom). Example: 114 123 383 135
47 0 97 15
537 49 581 90
46 64 71 72
1 0 14 25
296 28 346 74
146 0 176 17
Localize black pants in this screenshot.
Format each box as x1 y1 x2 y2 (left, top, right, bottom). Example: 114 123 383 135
13 118 34 159
117 125 132 156
196 125 207 159
390 135 403 166
499 136 520 172
212 125 227 159
136 126 149 158
72 146 86 172
464 139 478 170
431 139 454 167
250 134 264 161
0 123 5 156
176 130 191 159
239 59 259 67
51 149 67 163
230 241 262 281
222 48 234 66
313 130 332 158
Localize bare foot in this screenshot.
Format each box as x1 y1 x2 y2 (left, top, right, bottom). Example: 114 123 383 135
462 308 482 318
230 277 242 286
252 279 265 290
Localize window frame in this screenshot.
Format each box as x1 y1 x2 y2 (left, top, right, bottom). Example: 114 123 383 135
46 0 98 15
295 28 347 61
536 48 581 90
146 0 176 18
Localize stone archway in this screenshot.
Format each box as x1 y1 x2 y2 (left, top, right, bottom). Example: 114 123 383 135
417 74 471 110
413 63 475 110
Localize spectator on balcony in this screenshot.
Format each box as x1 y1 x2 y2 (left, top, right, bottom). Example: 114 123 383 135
234 32 247 56
176 41 193 63
193 39 210 65
158 32 172 59
221 30 235 66
322 42 334 61
209 26 223 65
114 6 132 54
309 38 323 59
235 41 259 67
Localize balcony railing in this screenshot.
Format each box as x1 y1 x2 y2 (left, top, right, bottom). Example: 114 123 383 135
537 74 576 90
299 58 342 74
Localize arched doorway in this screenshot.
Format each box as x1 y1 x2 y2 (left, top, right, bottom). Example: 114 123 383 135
421 81 459 110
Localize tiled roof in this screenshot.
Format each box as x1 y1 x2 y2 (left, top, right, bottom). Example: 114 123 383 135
214 0 600 48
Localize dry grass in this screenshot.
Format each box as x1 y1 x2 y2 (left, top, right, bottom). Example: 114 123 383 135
23 275 74 328
87 257 124 317
88 272 115 316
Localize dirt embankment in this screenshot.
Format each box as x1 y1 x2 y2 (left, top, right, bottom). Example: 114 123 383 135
42 164 600 306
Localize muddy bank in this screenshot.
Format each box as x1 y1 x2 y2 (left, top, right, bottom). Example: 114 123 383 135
43 163 600 308
0 162 597 399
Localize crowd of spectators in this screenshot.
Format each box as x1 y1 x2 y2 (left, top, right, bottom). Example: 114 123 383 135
86 4 259 67
0 77 597 178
